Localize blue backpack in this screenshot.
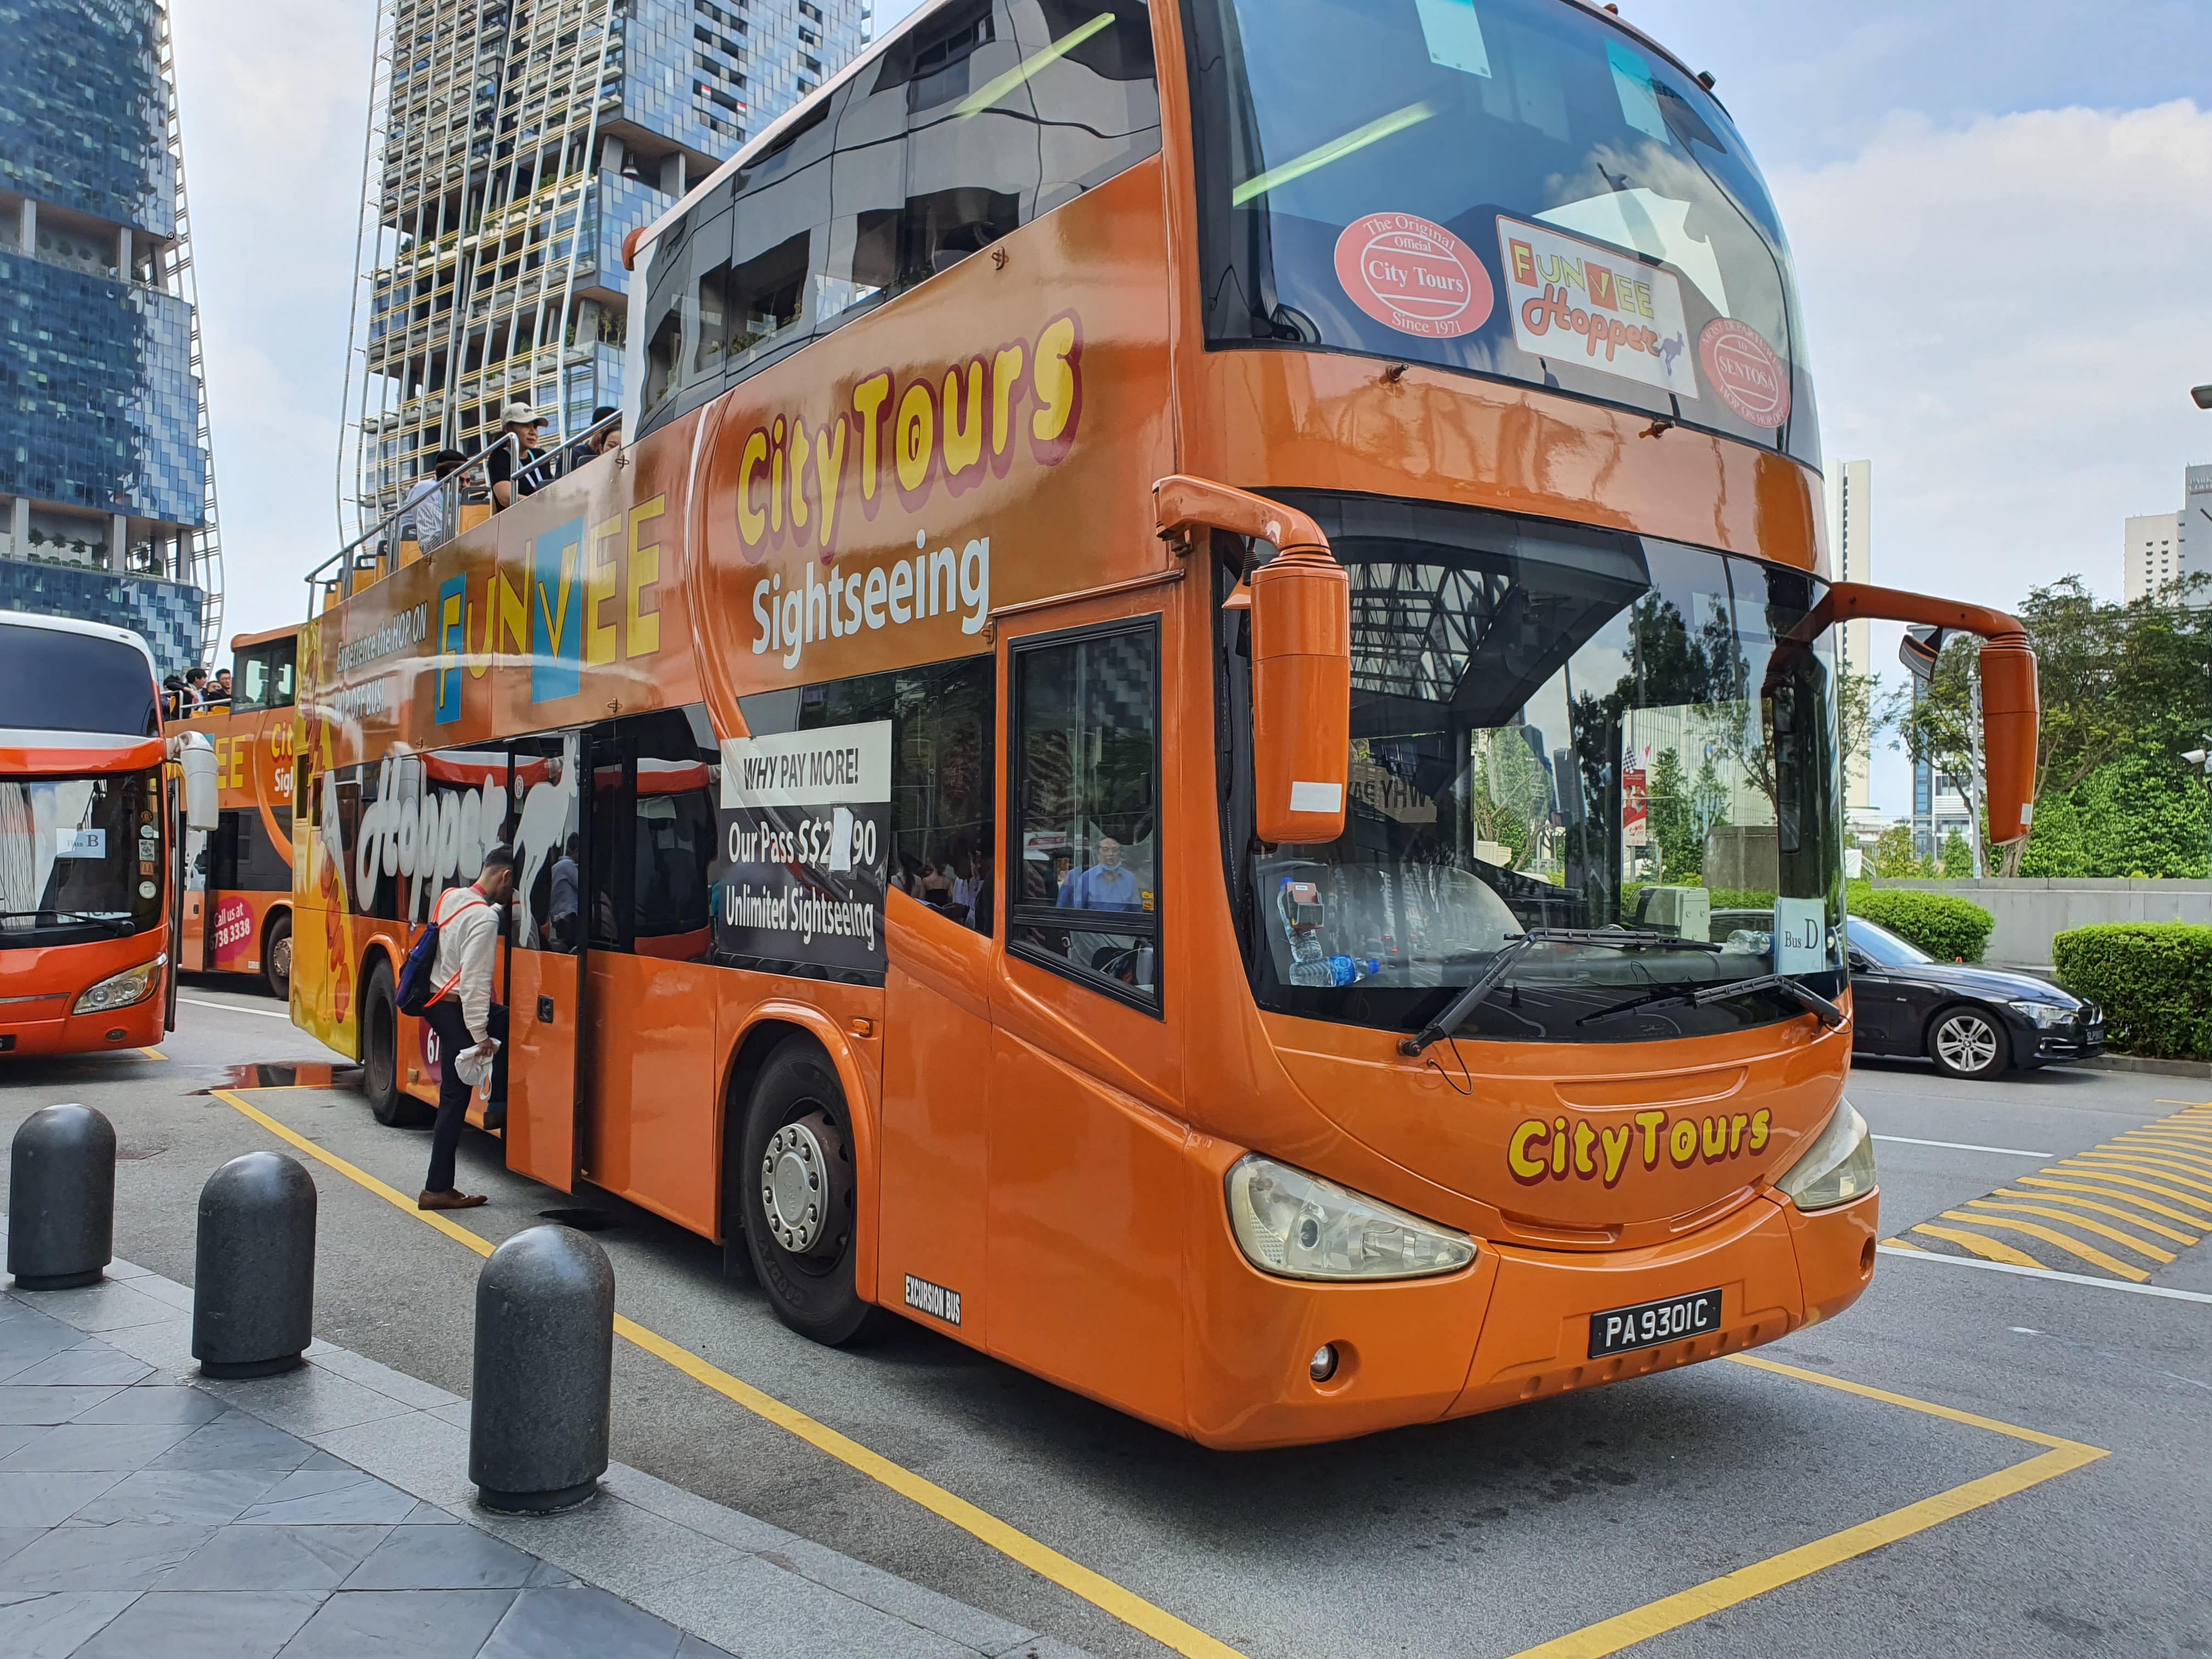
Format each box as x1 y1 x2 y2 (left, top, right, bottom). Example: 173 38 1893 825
396 892 482 1017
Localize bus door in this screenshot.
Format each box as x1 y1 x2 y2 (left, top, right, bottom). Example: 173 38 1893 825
504 731 588 1190
988 612 1184 1420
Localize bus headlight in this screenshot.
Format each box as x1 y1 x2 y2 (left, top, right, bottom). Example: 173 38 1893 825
1773 1100 1876 1211
74 958 162 1015
1226 1154 1475 1281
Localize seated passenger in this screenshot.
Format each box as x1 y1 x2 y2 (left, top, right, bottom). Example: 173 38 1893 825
1057 837 1141 912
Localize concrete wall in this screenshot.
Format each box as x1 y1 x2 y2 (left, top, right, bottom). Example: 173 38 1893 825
1869 878 2212 969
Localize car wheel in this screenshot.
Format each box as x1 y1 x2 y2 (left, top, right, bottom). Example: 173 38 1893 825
1928 1005 2009 1079
740 1036 878 1346
263 912 291 1002
361 959 432 1127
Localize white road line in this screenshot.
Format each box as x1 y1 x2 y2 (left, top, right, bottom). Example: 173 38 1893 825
1877 1244 2212 1305
1872 1134 2053 1158
177 995 291 1021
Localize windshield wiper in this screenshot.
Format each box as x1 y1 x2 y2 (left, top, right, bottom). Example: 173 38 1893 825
1579 972 1846 1030
1400 928 1724 1055
0 910 134 934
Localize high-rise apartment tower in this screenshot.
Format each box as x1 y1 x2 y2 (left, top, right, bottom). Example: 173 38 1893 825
340 0 870 538
0 0 222 675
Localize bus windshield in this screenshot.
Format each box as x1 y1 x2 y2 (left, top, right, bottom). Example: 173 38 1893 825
0 630 162 736
0 770 166 947
1183 0 1815 464
1231 495 1844 1043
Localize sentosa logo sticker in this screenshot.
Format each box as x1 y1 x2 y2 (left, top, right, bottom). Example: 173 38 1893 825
1699 318 1791 427
1334 213 1493 339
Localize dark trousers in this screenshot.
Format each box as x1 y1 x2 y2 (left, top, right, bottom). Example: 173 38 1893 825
424 998 507 1194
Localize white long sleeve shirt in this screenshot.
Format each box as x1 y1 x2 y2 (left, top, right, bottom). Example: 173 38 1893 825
429 884 500 1047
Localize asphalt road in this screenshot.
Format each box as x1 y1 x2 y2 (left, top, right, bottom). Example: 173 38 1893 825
4 983 2209 1658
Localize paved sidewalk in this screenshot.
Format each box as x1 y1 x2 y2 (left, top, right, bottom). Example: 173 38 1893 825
0 1230 1086 1659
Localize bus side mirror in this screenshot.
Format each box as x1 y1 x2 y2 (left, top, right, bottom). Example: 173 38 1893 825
1249 551 1350 845
174 731 219 831
1152 474 1351 845
1979 637 2038 844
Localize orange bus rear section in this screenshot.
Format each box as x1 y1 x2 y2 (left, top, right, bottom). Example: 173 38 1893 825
278 0 2005 1446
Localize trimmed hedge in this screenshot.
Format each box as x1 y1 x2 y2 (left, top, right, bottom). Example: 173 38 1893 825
1851 889 1995 964
2052 923 2212 1059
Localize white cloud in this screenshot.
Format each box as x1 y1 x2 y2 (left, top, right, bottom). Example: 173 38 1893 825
1768 100 2212 814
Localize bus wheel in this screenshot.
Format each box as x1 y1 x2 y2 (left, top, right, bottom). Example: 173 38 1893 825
362 961 430 1128
263 913 291 1002
740 1037 877 1346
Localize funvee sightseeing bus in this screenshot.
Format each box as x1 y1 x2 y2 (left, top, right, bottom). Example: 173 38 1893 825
172 627 302 998
292 0 2039 1446
2 613 217 1057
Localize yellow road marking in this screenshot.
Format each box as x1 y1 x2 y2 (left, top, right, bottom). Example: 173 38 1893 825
2111 1137 2212 1173
1910 1223 2048 1269
208 1090 1245 1659
1940 1212 2148 1282
213 1086 2110 1659
2154 1101 2212 1108
1505 1355 2103 1659
1991 1188 2198 1245
2065 1156 2212 1198
2015 1175 2212 1228
1880 1236 1925 1251
1962 1201 2174 1263
2031 1168 2212 1219
139 1047 166 1060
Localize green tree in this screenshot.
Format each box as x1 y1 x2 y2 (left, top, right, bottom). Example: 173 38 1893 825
1871 822 1930 879
1646 747 1700 879
1939 827 1973 877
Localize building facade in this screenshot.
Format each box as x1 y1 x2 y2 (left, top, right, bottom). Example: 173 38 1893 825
2124 511 2183 603
0 0 221 675
341 0 871 536
1825 458 1876 827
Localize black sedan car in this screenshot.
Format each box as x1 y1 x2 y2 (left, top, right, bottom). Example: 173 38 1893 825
1842 915 2103 1079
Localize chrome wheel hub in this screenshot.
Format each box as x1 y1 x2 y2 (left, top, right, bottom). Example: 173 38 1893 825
762 1121 830 1254
1937 1014 1998 1073
271 935 291 978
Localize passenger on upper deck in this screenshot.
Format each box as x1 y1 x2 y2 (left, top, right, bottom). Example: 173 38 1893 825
399 449 466 546
486 404 548 511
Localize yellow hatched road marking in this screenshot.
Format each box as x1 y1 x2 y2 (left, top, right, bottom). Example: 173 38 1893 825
207 1090 1248 1659
2030 1168 2212 1219
1991 1187 2198 1245
2065 1156 2212 1198
1909 1223 2049 1269
210 1087 2110 1659
2111 1137 2212 1173
1505 1355 2103 1659
2114 1125 2212 1150
1962 1201 2174 1262
1880 1236 1925 1251
1939 1212 2148 1281
138 1047 166 1060
2015 1175 2212 1229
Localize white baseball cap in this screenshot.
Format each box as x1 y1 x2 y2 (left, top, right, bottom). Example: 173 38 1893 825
498 401 547 427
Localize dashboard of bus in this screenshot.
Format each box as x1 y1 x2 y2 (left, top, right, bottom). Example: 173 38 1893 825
1216 492 1847 1045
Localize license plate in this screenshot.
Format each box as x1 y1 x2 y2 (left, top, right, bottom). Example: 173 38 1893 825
1589 1288 1723 1358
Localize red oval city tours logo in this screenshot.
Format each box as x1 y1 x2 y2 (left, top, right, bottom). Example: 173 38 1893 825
1698 318 1790 427
1334 213 1494 339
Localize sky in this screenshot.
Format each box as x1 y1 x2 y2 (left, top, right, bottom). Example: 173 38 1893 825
173 0 2212 817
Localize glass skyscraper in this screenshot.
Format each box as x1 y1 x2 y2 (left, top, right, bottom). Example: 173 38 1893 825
0 0 222 676
340 0 871 537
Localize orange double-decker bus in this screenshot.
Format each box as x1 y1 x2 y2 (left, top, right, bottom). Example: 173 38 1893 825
291 0 2037 1446
172 627 302 998
2 613 217 1058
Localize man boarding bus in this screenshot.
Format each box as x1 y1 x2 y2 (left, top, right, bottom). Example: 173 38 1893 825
290 0 2039 1446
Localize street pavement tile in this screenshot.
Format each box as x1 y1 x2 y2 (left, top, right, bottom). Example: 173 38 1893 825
674 1639 742 1659
467 1498 752 1601
238 1465 419 1525
0 1527 43 1567
759 1536 1035 1656
19 1281 177 1333
0 1471 128 1527
5 1348 153 1387
0 1589 138 1658
146 1411 315 1472
164 1521 391 1590
646 1554 978 1659
67 1467 281 1526
0 1425 49 1458
71 1385 229 1427
278 1587 519 1657
0 1421 199 1472
0 1386 122 1426
198 1365 417 1438
400 1501 463 1524
303 1346 464 1413
342 1522 540 1590
0 1521 213 1590
71 1589 324 1658
476 1585 685 1659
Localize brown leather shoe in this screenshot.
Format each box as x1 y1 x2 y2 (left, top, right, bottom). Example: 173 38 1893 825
417 1189 488 1211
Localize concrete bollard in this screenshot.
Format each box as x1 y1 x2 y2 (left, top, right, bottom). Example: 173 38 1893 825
193 1152 317 1378
470 1224 614 1514
7 1104 116 1290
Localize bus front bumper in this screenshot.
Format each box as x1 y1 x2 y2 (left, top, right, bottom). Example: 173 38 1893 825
1183 1187 1878 1449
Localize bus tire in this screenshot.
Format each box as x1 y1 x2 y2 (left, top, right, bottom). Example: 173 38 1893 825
262 912 291 1002
361 959 430 1128
740 1037 877 1346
